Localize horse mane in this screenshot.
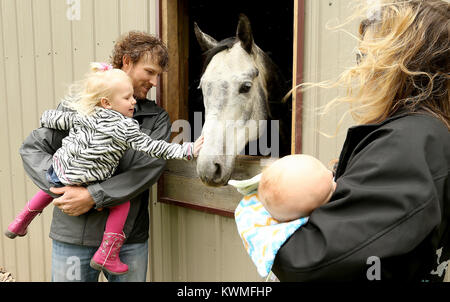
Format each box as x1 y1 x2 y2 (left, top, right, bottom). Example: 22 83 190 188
200 37 237 75
258 50 292 156
258 49 290 118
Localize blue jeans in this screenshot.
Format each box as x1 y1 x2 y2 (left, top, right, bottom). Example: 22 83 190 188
46 165 64 188
51 240 148 282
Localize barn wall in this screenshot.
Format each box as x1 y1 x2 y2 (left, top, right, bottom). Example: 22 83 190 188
0 0 157 282
301 0 357 165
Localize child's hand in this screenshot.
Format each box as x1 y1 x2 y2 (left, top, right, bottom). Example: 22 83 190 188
193 135 204 157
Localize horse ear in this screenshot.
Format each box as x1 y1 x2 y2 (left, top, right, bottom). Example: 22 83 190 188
194 22 218 52
236 14 253 54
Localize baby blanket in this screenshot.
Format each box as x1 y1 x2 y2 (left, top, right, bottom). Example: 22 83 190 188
229 175 308 277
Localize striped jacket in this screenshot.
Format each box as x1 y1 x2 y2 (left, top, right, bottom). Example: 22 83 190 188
40 107 192 185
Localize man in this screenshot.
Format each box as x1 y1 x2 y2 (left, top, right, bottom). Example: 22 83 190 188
20 31 171 282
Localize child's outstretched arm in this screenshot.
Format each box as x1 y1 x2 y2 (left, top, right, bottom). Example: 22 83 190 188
124 119 203 161
40 109 77 131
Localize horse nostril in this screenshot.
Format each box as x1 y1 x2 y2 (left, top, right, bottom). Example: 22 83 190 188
213 163 222 179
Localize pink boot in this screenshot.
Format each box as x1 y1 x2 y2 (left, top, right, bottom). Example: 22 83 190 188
5 203 43 239
5 190 53 239
90 232 128 275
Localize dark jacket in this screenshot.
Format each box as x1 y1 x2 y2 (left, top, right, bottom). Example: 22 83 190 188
272 113 450 281
19 99 171 246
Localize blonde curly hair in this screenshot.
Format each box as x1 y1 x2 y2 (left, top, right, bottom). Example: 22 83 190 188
62 65 132 116
289 0 449 130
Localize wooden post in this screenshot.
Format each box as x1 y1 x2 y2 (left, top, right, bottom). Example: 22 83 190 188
292 0 305 154
159 0 189 125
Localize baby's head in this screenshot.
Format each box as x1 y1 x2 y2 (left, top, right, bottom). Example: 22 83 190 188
63 65 135 117
258 154 336 222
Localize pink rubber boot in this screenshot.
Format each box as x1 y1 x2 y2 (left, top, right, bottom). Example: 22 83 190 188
5 190 53 239
90 232 128 275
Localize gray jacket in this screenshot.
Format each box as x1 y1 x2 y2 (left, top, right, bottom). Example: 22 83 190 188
19 99 171 246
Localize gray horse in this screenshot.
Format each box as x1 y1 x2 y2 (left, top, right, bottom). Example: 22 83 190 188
195 14 291 187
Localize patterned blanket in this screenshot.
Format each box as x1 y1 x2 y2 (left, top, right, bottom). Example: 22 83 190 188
229 175 308 277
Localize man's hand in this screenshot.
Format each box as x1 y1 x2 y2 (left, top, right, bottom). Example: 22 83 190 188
51 186 97 216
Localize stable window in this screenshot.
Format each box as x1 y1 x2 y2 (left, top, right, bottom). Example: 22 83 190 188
156 0 304 216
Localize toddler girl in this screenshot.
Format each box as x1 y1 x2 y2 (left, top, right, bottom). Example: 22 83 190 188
5 63 204 276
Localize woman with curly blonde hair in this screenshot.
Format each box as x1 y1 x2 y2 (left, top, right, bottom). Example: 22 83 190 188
272 0 449 281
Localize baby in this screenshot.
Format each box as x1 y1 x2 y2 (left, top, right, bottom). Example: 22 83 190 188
258 154 336 222
232 154 336 278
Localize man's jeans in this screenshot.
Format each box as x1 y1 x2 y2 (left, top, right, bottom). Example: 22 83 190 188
51 239 148 282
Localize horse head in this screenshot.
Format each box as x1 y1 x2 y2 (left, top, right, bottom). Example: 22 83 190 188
194 14 290 187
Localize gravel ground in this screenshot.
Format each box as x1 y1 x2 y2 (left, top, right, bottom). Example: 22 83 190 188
0 266 16 282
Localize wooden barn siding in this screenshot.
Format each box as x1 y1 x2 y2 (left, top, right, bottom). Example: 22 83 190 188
0 0 157 282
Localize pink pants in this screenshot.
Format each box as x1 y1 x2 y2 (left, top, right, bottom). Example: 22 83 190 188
29 189 130 234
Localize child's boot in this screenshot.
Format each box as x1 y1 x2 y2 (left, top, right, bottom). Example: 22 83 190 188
4 190 53 239
90 232 128 275
5 203 43 239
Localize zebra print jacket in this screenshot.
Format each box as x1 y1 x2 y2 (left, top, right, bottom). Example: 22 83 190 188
40 107 193 186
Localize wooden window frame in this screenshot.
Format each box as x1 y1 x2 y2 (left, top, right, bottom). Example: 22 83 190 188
156 0 305 217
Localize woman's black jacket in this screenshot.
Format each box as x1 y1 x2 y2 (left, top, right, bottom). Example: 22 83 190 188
272 113 449 281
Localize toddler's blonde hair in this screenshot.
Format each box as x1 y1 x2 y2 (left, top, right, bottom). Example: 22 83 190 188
62 64 132 116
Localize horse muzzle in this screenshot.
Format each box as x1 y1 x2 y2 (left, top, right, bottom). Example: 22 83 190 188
196 154 235 187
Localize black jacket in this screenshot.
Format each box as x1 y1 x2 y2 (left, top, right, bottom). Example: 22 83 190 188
272 113 449 281
19 99 171 246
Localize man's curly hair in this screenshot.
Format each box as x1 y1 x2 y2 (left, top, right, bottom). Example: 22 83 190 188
111 31 169 71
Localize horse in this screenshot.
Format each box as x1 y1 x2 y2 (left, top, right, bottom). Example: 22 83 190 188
194 14 291 187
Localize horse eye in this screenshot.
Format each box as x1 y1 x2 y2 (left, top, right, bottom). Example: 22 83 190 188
239 82 252 94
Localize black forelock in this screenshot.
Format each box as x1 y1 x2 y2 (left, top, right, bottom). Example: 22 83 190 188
201 37 237 75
